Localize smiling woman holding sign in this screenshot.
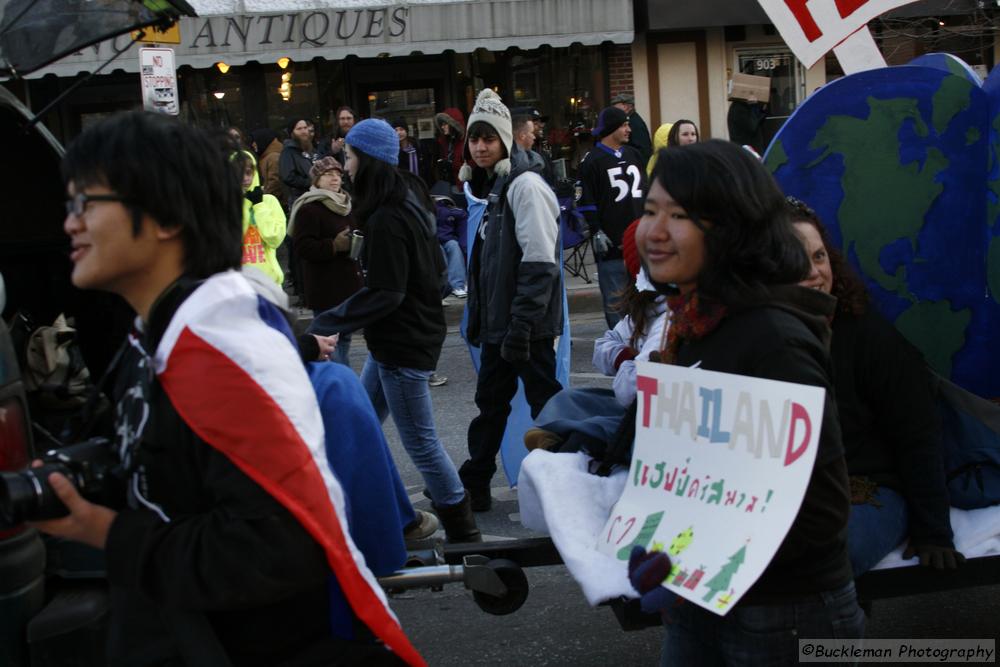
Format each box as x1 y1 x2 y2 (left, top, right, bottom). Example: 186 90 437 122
632 140 863 665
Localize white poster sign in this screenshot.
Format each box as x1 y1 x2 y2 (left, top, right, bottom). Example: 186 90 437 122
597 362 825 614
756 0 918 69
139 47 179 115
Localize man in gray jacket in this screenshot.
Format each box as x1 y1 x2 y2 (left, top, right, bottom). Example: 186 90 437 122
459 90 564 511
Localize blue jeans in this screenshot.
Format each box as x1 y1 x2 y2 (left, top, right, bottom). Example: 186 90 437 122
596 256 629 329
333 331 352 367
534 387 624 444
441 240 466 291
661 581 865 666
848 486 909 575
361 355 466 507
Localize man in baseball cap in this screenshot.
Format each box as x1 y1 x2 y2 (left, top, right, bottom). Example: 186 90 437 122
610 91 652 163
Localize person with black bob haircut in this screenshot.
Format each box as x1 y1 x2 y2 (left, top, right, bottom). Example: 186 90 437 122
40 111 417 665
308 118 480 544
627 139 863 665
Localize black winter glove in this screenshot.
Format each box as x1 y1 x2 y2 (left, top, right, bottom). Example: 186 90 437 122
245 186 264 205
500 321 531 363
902 541 966 570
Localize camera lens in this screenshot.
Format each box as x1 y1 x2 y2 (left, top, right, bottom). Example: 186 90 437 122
0 470 44 525
0 464 73 525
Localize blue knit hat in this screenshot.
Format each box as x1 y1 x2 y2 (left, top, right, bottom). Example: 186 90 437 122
345 118 399 166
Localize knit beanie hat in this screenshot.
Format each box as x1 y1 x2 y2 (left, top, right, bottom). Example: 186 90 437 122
309 156 343 184
592 106 628 138
345 118 399 166
460 89 513 182
286 117 310 137
392 118 408 131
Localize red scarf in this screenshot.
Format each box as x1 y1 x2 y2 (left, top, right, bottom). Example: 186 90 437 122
652 292 728 365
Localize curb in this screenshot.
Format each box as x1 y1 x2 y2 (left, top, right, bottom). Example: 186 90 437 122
440 284 603 327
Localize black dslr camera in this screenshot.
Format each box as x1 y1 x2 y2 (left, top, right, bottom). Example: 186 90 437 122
0 438 122 525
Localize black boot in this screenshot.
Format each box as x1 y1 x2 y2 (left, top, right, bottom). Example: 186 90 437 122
433 491 483 543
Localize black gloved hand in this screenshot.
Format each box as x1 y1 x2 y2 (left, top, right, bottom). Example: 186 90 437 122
627 545 677 615
500 320 531 363
902 541 966 570
245 186 264 205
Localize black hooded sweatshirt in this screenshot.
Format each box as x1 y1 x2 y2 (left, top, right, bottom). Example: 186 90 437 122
672 285 854 601
308 189 446 370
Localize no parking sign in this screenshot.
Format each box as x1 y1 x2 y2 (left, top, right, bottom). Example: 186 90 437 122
139 47 179 116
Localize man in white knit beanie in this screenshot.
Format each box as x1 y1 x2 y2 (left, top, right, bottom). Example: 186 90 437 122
458 89 564 511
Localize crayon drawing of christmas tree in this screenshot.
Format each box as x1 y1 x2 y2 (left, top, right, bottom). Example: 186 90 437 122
702 544 746 603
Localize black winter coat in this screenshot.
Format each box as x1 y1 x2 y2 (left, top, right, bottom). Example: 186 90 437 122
279 139 316 206
673 286 853 601
831 308 953 547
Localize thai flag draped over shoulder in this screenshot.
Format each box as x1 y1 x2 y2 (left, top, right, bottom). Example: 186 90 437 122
152 271 424 667
462 184 572 486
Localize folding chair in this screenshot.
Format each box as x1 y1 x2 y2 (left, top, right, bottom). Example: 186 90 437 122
558 193 592 284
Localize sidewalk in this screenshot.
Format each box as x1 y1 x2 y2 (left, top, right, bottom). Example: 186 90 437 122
439 247 603 327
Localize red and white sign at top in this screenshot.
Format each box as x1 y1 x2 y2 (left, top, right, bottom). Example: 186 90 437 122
757 0 918 68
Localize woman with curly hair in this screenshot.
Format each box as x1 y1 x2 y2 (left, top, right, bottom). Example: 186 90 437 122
788 197 963 574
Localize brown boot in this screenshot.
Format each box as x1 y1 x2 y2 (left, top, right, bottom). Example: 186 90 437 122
433 491 483 543
524 427 563 452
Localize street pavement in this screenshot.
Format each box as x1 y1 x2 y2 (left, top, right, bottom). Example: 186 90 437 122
326 258 999 666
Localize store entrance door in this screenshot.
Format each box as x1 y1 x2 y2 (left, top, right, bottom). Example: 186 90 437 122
354 76 445 186
358 81 440 143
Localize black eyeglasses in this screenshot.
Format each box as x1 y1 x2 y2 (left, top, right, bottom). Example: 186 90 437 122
65 193 128 217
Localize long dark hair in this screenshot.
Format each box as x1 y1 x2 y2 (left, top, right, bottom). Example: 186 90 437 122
616 284 661 349
349 146 434 222
667 120 699 148
652 140 809 306
786 197 869 316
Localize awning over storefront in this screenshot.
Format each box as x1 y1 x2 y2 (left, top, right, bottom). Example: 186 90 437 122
28 0 634 78
643 0 983 31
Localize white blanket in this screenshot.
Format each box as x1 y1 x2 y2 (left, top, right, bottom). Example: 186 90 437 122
518 450 1000 606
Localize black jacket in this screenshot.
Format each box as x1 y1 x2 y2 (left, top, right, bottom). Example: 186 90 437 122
673 286 853 601
626 111 653 164
466 146 563 345
278 139 316 206
831 308 953 547
309 190 447 370
104 281 334 666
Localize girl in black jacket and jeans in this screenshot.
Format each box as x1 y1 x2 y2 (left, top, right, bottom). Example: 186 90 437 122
631 140 863 666
308 119 480 543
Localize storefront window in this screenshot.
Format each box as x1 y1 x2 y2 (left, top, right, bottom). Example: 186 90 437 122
315 59 348 139
178 66 246 132
734 47 806 147
366 87 436 137
263 61 320 138
505 45 605 179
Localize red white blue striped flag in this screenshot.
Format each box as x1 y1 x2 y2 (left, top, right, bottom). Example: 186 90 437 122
152 270 424 666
